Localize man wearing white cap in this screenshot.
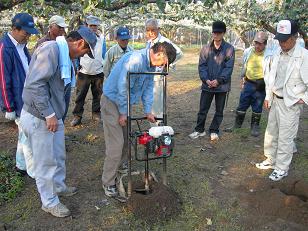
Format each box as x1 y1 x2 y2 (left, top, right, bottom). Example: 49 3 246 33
256 20 308 181
226 31 273 137
71 15 105 126
34 15 68 49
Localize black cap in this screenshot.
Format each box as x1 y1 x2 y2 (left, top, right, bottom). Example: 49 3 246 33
212 21 226 33
274 19 299 42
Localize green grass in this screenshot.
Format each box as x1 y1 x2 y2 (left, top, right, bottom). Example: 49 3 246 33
0 152 24 205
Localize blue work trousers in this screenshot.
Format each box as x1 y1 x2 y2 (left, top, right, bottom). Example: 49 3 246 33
236 81 265 113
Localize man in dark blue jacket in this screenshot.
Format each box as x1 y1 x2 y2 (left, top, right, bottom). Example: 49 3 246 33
0 13 38 176
189 21 235 141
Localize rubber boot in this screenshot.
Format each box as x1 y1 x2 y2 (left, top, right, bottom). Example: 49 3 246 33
251 112 261 137
225 111 246 132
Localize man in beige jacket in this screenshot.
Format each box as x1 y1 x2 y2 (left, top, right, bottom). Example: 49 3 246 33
256 19 308 181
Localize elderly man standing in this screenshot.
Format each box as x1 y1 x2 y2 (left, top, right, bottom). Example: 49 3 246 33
103 27 133 78
256 20 308 181
145 18 183 122
226 31 272 137
0 13 38 177
71 15 105 126
189 21 235 141
34 15 72 121
20 27 97 217
34 15 68 49
101 42 176 197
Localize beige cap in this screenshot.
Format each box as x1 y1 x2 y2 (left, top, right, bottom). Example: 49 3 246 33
49 15 68 27
253 31 268 43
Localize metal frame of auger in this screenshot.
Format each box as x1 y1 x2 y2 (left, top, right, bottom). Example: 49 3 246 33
126 71 169 197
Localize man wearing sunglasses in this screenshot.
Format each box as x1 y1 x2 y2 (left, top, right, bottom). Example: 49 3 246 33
0 13 38 178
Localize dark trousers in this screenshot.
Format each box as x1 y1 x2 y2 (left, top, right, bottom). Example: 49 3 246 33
195 91 227 134
72 72 104 117
236 81 265 113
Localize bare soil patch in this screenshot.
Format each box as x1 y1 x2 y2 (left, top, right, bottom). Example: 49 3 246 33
127 181 182 224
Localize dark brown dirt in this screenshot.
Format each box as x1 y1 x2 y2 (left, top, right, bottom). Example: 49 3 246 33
127 181 181 224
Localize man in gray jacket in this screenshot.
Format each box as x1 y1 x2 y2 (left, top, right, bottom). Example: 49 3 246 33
20 27 97 217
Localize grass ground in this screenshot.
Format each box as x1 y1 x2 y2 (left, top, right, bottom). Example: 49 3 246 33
0 48 308 231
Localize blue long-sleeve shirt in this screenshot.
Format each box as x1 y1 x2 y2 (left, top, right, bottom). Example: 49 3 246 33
198 40 235 92
103 48 156 115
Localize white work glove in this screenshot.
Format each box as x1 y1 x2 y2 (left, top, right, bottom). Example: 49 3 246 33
5 111 16 121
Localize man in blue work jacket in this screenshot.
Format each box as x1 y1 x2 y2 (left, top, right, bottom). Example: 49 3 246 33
0 13 38 177
189 21 235 141
101 42 176 197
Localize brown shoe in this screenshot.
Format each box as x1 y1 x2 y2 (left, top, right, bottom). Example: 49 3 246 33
92 112 101 122
70 116 82 127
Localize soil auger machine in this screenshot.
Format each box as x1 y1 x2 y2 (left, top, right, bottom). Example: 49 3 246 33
123 71 175 198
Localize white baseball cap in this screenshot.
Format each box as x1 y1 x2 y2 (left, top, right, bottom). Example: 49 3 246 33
274 19 298 42
49 15 68 28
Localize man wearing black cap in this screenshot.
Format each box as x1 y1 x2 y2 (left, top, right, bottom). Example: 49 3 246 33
0 13 38 178
256 20 308 181
71 15 105 126
19 27 97 217
189 20 235 141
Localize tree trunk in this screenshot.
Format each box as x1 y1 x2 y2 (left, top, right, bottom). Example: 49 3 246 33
260 21 276 34
68 15 81 31
234 29 250 48
0 0 26 12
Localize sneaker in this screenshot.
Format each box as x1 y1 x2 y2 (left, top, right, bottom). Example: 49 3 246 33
255 159 274 170
189 131 206 139
41 202 71 217
118 162 128 174
70 116 82 127
103 184 118 197
210 133 219 141
269 169 288 181
57 186 77 197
